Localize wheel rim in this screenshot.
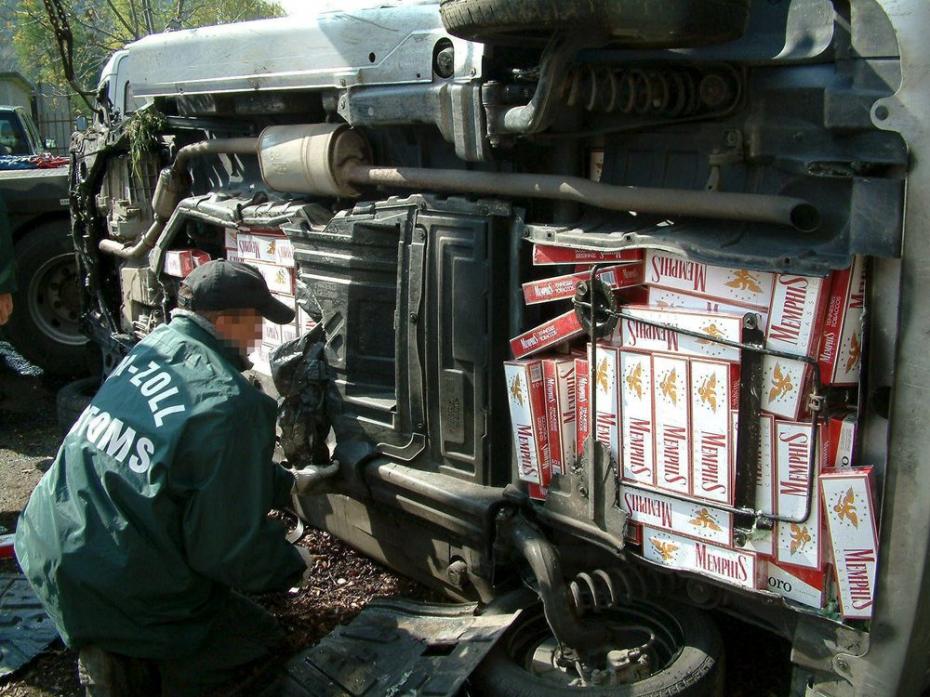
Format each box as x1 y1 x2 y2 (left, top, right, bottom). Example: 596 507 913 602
505 604 685 688
26 252 86 346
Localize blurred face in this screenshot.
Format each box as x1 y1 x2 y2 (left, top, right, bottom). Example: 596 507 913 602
212 309 263 354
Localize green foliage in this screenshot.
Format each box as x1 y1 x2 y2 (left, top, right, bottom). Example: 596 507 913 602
10 0 284 96
126 106 167 182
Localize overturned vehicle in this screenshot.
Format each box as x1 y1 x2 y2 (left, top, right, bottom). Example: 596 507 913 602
70 1 927 694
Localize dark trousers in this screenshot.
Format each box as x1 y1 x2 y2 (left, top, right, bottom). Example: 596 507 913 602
79 592 284 697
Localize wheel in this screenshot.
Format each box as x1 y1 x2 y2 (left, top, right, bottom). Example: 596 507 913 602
439 0 751 47
5 222 90 377
470 601 723 696
56 376 100 435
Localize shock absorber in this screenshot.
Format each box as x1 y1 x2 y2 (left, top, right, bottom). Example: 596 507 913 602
569 566 675 612
560 64 739 118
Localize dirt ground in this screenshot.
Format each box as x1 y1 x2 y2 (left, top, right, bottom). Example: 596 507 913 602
0 341 791 697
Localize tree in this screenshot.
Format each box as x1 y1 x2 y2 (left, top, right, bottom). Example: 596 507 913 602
10 0 284 98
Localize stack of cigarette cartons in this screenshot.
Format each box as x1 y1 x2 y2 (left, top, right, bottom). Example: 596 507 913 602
224 227 300 374
504 245 877 618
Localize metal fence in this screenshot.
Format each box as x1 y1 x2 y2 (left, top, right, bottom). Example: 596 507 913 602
32 82 73 156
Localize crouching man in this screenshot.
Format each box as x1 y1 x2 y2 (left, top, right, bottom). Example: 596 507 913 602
15 260 336 696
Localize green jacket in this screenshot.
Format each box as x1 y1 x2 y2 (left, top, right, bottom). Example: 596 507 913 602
0 194 15 293
15 315 303 659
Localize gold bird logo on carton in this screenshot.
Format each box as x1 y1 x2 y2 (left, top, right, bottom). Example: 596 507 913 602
625 362 644 400
697 373 718 412
689 508 723 532
509 375 524 407
697 323 725 346
725 269 763 294
846 333 862 373
650 537 679 562
596 357 611 394
769 363 794 402
659 369 678 405
833 487 860 528
789 524 812 555
266 239 277 256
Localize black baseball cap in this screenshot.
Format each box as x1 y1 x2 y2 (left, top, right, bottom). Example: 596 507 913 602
178 259 296 324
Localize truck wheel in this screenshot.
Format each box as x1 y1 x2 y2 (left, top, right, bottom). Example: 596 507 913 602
56 376 100 435
6 222 89 377
439 0 751 47
470 601 723 696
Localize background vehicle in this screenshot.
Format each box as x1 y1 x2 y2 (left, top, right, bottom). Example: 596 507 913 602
69 1 926 694
0 105 86 376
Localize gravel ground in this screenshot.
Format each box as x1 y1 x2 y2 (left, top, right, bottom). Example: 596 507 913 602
0 341 791 697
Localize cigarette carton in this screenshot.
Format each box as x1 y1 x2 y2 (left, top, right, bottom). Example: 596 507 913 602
819 257 866 386
642 526 763 590
762 274 831 420
532 244 644 266
163 249 211 278
646 286 769 332
766 561 828 609
645 251 775 311
729 411 776 556
575 358 590 455
821 467 879 620
504 360 551 486
821 412 857 469
235 229 295 266
621 350 655 485
542 358 577 476
225 248 241 262
528 483 548 501
234 258 295 295
590 344 621 466
621 485 733 547
625 521 643 546
224 229 238 248
523 264 645 305
261 294 298 346
652 354 691 495
510 310 584 359
618 306 743 362
690 359 738 505
775 421 823 570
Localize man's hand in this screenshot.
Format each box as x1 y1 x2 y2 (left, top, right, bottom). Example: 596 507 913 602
0 293 12 325
291 461 341 497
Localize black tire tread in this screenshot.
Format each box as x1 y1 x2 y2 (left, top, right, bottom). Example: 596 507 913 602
438 0 751 47
56 376 99 435
470 601 723 697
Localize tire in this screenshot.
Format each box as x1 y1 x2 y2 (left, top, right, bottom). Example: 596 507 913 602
439 0 751 48
56 376 100 435
5 222 90 377
470 601 723 697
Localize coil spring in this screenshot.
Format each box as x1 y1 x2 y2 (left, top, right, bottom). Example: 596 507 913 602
560 65 737 118
569 566 676 613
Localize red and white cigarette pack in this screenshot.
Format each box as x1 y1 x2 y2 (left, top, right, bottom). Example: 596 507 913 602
766 561 828 609
690 359 738 505
532 244 643 266
775 421 824 570
642 526 763 590
645 251 775 311
164 249 211 278
504 360 551 486
819 257 866 386
620 350 655 485
233 229 295 266
575 358 590 454
590 344 621 465
621 485 733 547
646 286 769 332
729 411 776 557
228 257 295 295
821 412 857 469
618 306 743 362
821 467 879 620
652 354 691 495
523 264 645 305
261 293 298 346
542 358 577 476
510 310 584 359
762 274 831 420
